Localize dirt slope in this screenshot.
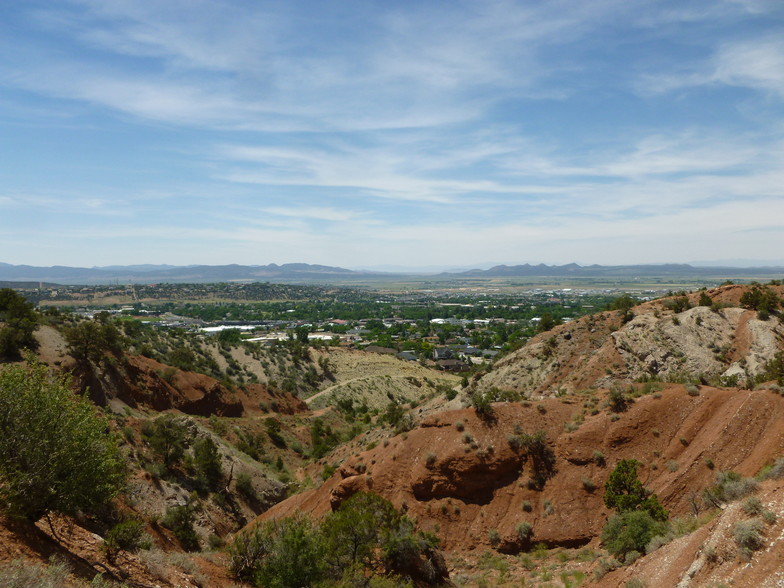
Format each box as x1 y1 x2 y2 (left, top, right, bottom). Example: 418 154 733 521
305 347 460 410
476 285 784 397
257 386 784 557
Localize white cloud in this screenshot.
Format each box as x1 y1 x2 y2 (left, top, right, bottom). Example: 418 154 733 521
1 1 782 267
262 207 362 222
637 36 784 99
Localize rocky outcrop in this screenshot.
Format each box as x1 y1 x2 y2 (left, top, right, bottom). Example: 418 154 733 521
476 285 784 396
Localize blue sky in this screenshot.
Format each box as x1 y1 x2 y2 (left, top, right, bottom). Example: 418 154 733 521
1 0 783 269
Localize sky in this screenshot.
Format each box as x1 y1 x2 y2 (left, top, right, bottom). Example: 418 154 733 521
1 0 783 270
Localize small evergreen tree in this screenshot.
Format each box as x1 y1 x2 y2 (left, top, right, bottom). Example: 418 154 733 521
193 436 222 491
0 289 38 359
0 359 125 520
604 459 667 521
144 414 189 470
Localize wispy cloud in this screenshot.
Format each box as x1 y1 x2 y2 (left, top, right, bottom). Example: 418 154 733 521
1 0 782 266
637 36 784 98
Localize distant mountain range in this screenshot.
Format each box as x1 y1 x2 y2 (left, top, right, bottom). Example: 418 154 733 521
439 263 784 278
0 262 370 285
1 262 782 285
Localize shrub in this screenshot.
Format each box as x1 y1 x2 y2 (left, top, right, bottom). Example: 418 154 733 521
487 528 500 546
608 388 630 413
582 477 597 492
703 471 758 506
666 295 691 313
516 522 533 541
470 390 494 420
761 352 784 386
518 430 557 489
0 557 71 588
733 519 764 558
0 360 125 520
231 516 323 586
602 511 667 559
236 472 257 501
229 492 442 586
645 533 671 554
764 456 784 479
162 501 200 552
740 284 781 319
104 519 150 559
742 497 763 516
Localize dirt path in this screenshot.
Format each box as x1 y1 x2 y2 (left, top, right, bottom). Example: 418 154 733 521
305 375 410 405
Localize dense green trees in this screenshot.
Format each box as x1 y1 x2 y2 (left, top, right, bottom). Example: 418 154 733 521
0 289 38 359
0 360 125 520
229 492 443 586
740 284 781 320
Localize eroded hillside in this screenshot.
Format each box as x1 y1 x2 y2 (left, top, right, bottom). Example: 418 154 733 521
475 284 784 396
2 283 784 587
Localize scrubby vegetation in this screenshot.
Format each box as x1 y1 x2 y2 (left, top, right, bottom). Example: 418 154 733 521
229 492 443 586
1 281 783 585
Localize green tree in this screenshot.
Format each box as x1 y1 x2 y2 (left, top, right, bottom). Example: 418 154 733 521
193 436 223 491
519 430 557 488
0 289 38 359
231 516 324 587
608 294 637 323
217 328 243 346
320 492 399 577
536 312 560 333
601 510 667 559
0 359 125 520
144 414 190 469
229 492 443 586
604 459 667 521
762 351 784 386
740 284 781 320
162 497 201 552
62 318 124 363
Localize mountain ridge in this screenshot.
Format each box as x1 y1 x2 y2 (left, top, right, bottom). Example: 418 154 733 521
2 261 783 285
